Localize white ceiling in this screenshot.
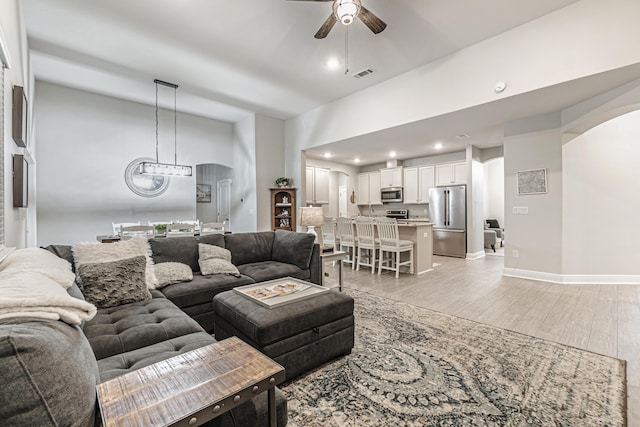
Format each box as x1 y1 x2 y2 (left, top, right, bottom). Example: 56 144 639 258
21 0 640 165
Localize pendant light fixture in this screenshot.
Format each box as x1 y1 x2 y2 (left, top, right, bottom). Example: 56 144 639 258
140 79 192 177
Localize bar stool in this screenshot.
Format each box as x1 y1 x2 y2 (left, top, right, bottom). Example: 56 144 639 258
354 216 379 274
336 217 357 269
376 217 414 278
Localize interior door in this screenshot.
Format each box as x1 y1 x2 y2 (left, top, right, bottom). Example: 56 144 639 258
338 185 347 217
217 179 232 230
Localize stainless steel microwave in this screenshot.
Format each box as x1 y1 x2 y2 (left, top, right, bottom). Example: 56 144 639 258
381 187 403 203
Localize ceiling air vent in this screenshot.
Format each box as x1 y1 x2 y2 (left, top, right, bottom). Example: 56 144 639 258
353 68 375 79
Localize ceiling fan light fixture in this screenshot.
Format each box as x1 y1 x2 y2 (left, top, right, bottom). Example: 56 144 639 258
336 0 360 25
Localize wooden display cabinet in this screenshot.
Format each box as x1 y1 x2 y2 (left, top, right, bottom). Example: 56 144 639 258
270 188 296 231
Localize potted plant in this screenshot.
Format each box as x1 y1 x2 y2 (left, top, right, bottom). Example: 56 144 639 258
275 177 291 187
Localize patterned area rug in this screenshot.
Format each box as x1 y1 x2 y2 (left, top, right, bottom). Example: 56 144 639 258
283 290 626 426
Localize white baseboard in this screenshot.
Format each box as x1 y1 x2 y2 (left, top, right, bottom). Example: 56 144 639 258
466 251 485 260
503 267 640 285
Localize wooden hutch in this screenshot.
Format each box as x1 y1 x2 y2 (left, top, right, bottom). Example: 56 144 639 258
270 188 297 231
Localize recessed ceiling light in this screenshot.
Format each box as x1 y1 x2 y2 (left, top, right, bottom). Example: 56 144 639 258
434 143 443 150
456 133 470 139
354 158 361 164
389 151 396 158
324 152 332 158
326 58 340 71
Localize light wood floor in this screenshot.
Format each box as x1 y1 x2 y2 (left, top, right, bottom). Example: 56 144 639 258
323 255 639 425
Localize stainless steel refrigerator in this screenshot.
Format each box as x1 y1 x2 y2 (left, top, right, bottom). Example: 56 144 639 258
429 185 467 258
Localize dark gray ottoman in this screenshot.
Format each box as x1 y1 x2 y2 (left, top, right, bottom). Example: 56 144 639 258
213 289 354 380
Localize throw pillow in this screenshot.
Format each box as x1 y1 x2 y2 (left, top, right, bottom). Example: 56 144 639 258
77 256 151 309
73 236 159 289
154 262 194 288
198 243 240 276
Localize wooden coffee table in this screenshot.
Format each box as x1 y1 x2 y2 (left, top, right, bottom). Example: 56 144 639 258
96 337 285 427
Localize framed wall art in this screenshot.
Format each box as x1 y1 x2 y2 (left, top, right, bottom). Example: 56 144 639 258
197 184 211 203
517 168 547 195
12 85 28 148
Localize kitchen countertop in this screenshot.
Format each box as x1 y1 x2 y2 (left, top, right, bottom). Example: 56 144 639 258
397 221 433 227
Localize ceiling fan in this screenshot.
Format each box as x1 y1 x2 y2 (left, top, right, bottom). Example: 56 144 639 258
289 0 387 39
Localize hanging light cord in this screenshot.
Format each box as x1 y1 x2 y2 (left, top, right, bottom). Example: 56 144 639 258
153 79 179 165
174 85 177 165
344 25 349 75
155 81 159 163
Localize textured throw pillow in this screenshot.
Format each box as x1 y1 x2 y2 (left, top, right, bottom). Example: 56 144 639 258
154 262 194 288
198 243 240 276
73 236 159 289
77 256 151 309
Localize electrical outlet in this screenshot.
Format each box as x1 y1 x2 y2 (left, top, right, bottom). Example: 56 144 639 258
512 250 519 258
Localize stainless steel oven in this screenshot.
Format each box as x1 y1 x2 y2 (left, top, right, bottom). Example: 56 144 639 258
380 187 403 203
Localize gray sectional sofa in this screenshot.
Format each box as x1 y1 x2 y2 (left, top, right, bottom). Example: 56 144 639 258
0 230 321 427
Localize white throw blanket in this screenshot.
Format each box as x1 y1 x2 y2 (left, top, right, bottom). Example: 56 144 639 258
0 248 97 325
0 271 97 325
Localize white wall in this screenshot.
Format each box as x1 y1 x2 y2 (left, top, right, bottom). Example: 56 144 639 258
563 109 640 275
1 0 32 249
35 82 234 245
483 157 505 228
503 126 563 275
255 114 285 231
231 115 257 233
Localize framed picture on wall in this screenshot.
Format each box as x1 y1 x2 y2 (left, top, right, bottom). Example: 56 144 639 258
12 85 28 148
197 184 212 203
517 168 547 194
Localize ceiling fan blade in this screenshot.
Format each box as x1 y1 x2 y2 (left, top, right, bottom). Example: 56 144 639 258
315 13 337 39
358 5 387 34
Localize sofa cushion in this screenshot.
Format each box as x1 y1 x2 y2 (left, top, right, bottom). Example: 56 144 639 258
0 318 99 427
271 229 315 270
77 256 151 309
195 233 226 248
97 332 216 381
160 272 254 308
83 298 206 360
154 262 194 288
73 237 158 289
224 232 274 266
149 237 200 272
238 261 310 283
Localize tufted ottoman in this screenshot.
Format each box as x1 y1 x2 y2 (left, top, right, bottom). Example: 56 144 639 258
213 288 354 380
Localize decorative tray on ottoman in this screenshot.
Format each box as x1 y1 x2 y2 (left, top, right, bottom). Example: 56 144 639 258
233 277 329 308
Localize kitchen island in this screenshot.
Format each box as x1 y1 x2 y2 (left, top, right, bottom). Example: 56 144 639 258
396 222 434 275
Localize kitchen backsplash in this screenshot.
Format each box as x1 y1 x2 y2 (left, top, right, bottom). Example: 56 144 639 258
358 203 430 220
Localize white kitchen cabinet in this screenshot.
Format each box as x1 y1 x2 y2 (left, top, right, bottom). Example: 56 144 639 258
306 166 330 204
404 166 435 204
358 171 381 205
436 161 467 186
380 167 403 188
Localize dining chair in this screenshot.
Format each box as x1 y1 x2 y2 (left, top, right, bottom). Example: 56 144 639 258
336 217 357 270
119 225 155 240
354 216 379 274
166 222 197 237
321 217 339 252
200 222 225 235
376 217 414 278
112 221 140 236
